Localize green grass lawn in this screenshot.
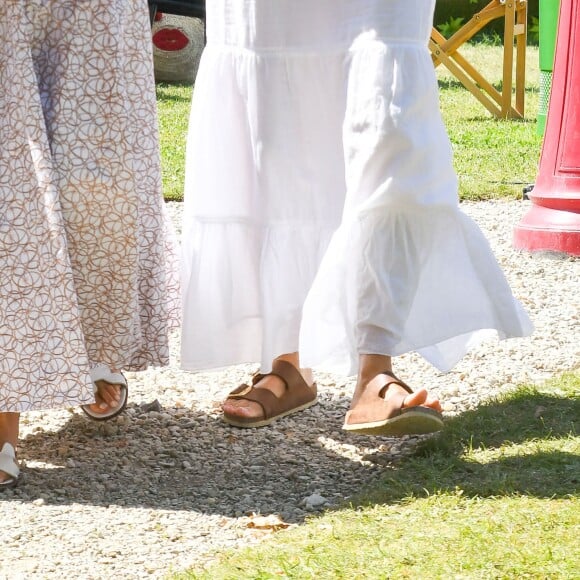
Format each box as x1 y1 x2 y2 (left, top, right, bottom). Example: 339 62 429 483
157 82 192 202
156 45 542 202
177 373 579 579
438 45 542 201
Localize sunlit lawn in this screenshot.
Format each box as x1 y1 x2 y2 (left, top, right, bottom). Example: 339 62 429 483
176 372 579 579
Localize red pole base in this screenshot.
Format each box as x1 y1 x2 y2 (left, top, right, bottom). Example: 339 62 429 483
513 204 580 255
514 0 580 257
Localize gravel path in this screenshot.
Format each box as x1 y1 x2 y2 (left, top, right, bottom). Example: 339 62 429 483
1 200 578 579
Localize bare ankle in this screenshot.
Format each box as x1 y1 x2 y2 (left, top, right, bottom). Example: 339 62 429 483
357 354 393 385
272 354 314 386
274 352 300 369
0 412 20 449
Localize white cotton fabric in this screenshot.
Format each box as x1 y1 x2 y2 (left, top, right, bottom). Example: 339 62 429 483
181 0 533 375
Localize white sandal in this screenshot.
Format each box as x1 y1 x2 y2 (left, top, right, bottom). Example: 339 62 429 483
0 443 20 489
81 365 128 421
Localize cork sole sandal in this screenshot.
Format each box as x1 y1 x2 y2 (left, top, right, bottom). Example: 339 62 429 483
343 371 444 436
223 359 318 428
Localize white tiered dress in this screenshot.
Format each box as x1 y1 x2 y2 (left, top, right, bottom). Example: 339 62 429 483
181 0 533 375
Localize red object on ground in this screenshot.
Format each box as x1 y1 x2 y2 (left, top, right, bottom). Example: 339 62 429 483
513 0 580 255
153 25 190 52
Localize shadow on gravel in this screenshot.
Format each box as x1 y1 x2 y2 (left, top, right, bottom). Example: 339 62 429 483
356 380 579 507
2 393 393 524
4 379 577 521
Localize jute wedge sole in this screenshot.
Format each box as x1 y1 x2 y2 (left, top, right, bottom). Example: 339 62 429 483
343 370 444 437
343 406 444 436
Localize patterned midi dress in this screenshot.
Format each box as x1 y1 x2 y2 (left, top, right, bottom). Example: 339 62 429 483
0 0 180 412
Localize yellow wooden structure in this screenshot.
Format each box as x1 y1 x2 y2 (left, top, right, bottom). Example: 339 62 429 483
430 0 528 119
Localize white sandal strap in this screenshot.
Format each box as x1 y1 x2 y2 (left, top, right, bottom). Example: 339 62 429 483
0 443 20 479
90 365 127 388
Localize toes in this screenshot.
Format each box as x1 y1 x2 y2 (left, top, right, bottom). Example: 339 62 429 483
223 399 246 409
88 382 123 414
402 388 442 412
425 396 442 412
95 382 122 406
104 385 122 405
222 375 284 420
222 400 262 419
402 388 428 408
87 401 110 414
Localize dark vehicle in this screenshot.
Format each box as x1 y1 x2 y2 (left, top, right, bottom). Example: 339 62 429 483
148 0 205 22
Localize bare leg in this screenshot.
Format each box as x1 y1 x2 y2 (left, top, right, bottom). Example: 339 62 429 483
222 353 313 420
0 412 20 483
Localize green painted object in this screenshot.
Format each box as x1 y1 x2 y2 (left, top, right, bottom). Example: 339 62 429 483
538 0 560 135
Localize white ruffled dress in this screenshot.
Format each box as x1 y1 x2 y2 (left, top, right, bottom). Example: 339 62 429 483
181 0 533 375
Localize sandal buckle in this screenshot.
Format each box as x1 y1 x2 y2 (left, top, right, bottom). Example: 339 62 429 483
230 384 252 398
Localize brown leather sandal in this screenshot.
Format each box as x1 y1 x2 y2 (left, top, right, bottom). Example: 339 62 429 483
343 371 444 436
223 359 318 428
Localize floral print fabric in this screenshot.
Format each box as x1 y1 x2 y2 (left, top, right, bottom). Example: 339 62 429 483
0 0 180 412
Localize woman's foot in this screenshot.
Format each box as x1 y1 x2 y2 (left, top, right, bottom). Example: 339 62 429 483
82 366 128 421
222 354 316 424
351 353 441 412
0 412 20 487
350 378 442 415
343 354 443 436
85 380 123 417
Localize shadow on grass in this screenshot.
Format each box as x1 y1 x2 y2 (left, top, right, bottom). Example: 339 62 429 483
457 114 538 124
156 82 193 102
358 379 579 506
437 77 539 96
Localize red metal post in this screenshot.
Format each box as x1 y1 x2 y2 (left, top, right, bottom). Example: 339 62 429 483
513 0 580 255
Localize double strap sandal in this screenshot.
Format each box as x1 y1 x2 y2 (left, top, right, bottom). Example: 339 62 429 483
223 359 318 428
343 370 444 436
